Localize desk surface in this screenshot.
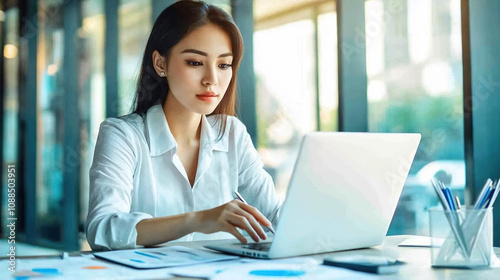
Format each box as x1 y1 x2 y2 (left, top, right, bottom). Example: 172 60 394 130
7 235 500 280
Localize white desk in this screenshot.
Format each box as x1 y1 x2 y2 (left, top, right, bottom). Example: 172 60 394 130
6 235 500 279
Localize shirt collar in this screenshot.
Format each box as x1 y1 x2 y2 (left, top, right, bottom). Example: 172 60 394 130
146 104 228 156
146 104 176 156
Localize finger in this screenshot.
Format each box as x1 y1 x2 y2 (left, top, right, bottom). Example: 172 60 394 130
227 213 260 242
225 224 247 244
236 201 272 227
234 209 267 240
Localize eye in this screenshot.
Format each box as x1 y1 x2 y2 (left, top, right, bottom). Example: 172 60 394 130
186 60 202 66
219 64 232 70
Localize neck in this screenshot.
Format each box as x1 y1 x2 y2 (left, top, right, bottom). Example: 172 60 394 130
163 95 202 146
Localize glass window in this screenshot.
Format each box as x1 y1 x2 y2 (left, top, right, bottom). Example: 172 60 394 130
80 0 106 249
365 0 464 235
254 3 338 199
36 0 66 243
118 0 151 116
2 5 20 232
318 5 338 132
254 17 316 198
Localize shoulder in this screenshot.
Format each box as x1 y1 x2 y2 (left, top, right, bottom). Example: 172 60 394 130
224 115 247 133
98 113 146 143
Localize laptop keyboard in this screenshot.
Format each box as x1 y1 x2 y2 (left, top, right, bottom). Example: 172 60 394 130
242 242 272 251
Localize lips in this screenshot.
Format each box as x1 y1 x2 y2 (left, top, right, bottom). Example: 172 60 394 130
196 91 218 102
197 91 217 97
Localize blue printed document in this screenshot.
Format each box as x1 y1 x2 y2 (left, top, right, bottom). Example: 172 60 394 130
93 246 239 269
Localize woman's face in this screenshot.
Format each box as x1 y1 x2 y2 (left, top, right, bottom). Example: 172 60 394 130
165 24 233 115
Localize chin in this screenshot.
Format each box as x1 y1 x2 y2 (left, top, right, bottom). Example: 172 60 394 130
194 106 217 115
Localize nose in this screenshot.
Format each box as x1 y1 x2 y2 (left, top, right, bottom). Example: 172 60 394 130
202 66 218 86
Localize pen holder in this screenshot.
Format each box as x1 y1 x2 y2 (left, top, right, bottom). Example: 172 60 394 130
429 207 493 269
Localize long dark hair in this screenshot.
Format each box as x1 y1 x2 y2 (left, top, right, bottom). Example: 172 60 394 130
132 0 243 138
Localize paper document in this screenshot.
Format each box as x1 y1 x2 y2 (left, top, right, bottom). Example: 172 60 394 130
211 262 378 280
93 246 239 269
168 256 319 278
5 254 174 279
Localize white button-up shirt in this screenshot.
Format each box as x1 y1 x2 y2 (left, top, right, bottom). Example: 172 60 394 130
85 104 281 250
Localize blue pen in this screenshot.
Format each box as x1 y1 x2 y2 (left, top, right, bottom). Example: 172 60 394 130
444 188 456 210
431 179 451 210
432 180 469 257
486 180 500 208
476 186 492 209
439 182 456 211
473 179 493 209
483 189 495 208
483 181 499 208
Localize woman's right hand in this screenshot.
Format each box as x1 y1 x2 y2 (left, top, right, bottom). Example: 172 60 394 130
195 200 271 243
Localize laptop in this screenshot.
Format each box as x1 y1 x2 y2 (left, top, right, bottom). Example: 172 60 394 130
206 132 421 259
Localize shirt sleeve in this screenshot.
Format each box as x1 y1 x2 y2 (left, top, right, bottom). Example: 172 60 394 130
85 118 153 251
236 124 282 229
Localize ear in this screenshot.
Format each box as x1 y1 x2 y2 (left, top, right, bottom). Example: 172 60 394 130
152 50 167 77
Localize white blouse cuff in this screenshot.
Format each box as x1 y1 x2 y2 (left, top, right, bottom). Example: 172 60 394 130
92 212 153 251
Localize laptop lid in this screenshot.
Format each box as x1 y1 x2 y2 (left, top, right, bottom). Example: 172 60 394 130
267 132 421 258
205 132 420 259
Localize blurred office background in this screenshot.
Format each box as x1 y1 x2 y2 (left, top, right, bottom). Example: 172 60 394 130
1 0 499 254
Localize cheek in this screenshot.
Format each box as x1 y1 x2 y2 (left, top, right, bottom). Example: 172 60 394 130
175 67 194 81
220 70 233 87
169 67 196 88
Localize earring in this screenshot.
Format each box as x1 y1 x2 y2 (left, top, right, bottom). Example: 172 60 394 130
160 72 165 77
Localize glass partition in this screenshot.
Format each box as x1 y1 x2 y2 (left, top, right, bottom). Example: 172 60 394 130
254 2 338 199
79 0 106 250
365 0 464 235
2 4 20 237
118 0 151 115
36 0 66 244
318 5 338 132
254 17 316 198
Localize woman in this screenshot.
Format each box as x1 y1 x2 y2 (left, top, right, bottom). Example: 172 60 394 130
85 0 281 250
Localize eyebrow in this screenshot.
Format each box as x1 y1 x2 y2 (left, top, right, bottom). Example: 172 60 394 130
181 49 233 58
